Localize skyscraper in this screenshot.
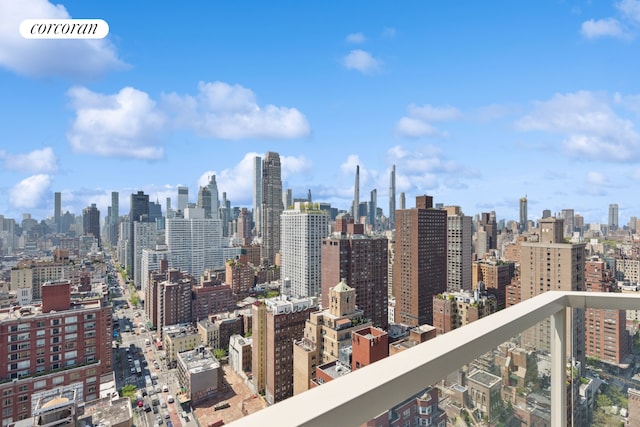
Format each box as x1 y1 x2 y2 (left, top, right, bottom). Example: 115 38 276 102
519 196 528 233
207 175 220 219
283 188 292 210
561 209 575 238
110 191 119 244
609 203 619 230
393 195 447 326
197 186 212 218
253 156 262 234
165 207 227 278
281 202 329 298
388 165 396 229
369 189 377 229
177 186 189 212
54 192 61 233
82 203 101 245
353 165 360 223
261 152 284 265
129 191 150 276
445 206 472 292
479 212 497 250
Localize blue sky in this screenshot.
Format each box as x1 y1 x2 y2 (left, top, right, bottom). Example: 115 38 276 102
1 0 640 226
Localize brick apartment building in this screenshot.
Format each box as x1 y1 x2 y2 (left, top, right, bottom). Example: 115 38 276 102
0 280 112 424
393 195 447 327
321 216 389 329
252 296 316 404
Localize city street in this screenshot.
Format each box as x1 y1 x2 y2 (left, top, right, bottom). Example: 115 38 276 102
110 265 197 427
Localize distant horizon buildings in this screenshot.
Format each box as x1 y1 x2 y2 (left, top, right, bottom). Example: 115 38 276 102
519 196 528 234
609 203 619 231
82 203 100 245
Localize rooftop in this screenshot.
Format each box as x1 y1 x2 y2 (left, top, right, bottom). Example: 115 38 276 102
179 347 220 374
77 397 132 427
467 369 502 388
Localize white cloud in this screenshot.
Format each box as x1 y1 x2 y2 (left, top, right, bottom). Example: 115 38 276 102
617 0 640 22
395 104 461 138
580 0 640 40
0 147 57 173
281 155 312 180
395 117 442 138
342 49 381 74
586 171 609 186
68 83 311 159
516 91 640 161
581 18 626 39
345 32 366 44
382 27 397 38
9 174 52 208
407 104 462 122
385 145 476 194
67 86 167 159
164 81 311 139
0 0 126 79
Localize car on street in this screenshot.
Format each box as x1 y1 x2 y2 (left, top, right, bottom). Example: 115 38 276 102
144 403 151 412
163 412 170 419
166 395 174 403
162 384 169 392
156 415 164 425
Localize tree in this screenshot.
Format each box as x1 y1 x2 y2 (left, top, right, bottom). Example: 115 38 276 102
119 384 137 402
214 348 227 359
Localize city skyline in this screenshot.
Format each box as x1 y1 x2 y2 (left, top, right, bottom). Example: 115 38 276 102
2 1 640 224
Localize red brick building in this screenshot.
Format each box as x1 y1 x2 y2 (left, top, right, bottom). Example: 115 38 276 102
225 251 255 297
351 326 388 371
321 216 389 329
393 196 447 327
584 258 630 365
0 280 112 423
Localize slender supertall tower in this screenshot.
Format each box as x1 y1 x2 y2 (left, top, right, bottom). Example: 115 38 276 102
54 192 62 233
369 189 377 229
389 165 396 230
110 191 119 244
353 165 360 223
254 156 262 234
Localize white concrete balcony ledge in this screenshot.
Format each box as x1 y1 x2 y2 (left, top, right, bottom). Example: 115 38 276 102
227 291 640 427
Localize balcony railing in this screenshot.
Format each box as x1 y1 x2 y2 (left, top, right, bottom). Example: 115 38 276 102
227 291 640 427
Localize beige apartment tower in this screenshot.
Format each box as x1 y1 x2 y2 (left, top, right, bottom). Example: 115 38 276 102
520 217 586 367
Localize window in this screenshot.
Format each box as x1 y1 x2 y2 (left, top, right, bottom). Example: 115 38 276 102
34 380 46 389
65 316 77 324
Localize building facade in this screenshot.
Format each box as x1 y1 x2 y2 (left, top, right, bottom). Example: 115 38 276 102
280 202 329 298
393 195 447 326
321 216 388 329
251 296 316 404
